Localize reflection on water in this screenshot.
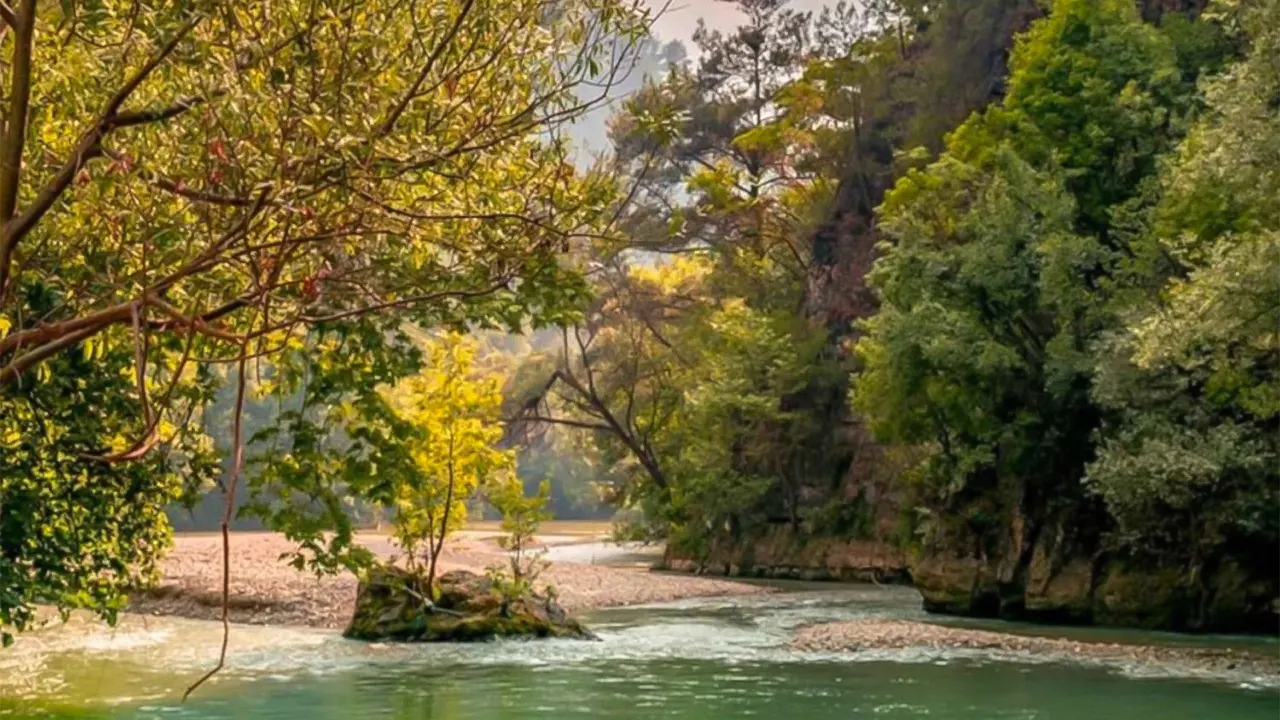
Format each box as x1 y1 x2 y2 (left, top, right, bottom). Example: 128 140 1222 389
2 588 1277 719
80 659 1280 720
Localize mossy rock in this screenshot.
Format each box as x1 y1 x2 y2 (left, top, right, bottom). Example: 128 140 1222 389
343 567 595 642
1200 561 1279 633
1023 544 1094 623
1092 565 1188 630
911 554 1001 616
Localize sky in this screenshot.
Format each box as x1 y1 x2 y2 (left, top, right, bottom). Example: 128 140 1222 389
645 0 836 48
570 0 840 158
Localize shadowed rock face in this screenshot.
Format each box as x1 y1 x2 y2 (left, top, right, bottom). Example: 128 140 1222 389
776 0 1045 548
343 568 595 642
1139 0 1211 21
663 529 910 585
910 539 1280 634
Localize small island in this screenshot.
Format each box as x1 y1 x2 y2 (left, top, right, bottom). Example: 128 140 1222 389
344 567 593 642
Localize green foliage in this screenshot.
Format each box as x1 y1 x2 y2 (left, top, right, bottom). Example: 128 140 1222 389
1 0 648 645
953 0 1188 231
243 319 423 574
247 331 513 589
853 0 1276 611
393 335 513 589
0 342 218 645
1086 0 1279 569
488 477 552 600
853 0 1225 547
519 252 835 553
857 147 1088 505
658 296 829 553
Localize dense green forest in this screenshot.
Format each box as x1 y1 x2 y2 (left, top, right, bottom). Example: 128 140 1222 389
0 0 1276 646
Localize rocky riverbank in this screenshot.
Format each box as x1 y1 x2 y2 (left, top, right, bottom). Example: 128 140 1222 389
128 532 770 629
660 527 909 584
910 547 1279 633
793 619 1280 682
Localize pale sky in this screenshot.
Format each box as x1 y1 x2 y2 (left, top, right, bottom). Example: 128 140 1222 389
570 1 840 158
645 0 836 48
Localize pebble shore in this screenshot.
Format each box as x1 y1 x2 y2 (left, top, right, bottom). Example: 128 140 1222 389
128 532 770 629
793 619 1280 682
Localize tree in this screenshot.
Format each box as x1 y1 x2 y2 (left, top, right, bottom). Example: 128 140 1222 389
1086 0 1279 596
0 1 646 386
487 477 553 599
511 255 827 550
395 334 513 593
508 1 929 546
654 294 822 558
0 0 649 647
510 259 700 495
0 345 218 648
852 0 1208 611
609 0 865 309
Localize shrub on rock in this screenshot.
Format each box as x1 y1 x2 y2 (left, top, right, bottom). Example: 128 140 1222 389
343 566 594 642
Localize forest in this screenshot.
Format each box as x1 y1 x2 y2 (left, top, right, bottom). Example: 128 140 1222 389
0 0 1276 655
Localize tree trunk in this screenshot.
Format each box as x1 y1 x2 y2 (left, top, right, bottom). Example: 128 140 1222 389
427 429 457 596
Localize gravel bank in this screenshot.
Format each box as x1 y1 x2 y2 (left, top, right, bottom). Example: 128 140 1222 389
793 619 1280 680
128 532 769 629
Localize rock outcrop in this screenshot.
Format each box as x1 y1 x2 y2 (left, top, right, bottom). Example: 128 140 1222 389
343 567 595 642
662 528 910 584
911 524 1279 634
790 619 1280 686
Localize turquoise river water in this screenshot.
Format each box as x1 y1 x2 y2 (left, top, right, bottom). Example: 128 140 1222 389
1 586 1276 719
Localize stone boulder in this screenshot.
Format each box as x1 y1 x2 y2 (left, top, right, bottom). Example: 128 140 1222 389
661 527 910 584
343 567 595 642
911 545 1279 634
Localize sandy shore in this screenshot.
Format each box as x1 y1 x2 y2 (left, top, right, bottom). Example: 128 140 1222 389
793 619 1280 679
127 532 769 629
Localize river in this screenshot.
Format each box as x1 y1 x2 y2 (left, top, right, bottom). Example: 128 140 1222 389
2 585 1277 718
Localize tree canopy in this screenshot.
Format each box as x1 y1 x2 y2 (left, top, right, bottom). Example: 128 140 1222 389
0 0 649 645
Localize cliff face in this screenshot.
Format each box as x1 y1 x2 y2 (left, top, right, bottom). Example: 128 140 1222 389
765 0 1041 598
807 1 1043 336
911 517 1279 633
772 0 1043 546
662 528 910 585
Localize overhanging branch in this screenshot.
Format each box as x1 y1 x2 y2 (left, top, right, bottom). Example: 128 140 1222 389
0 16 205 295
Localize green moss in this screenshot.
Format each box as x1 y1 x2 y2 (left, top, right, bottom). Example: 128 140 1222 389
343 567 594 643
911 555 999 615
1093 566 1188 629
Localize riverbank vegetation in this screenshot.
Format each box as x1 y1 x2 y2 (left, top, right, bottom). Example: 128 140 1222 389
1 0 1276 649
513 0 1278 632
